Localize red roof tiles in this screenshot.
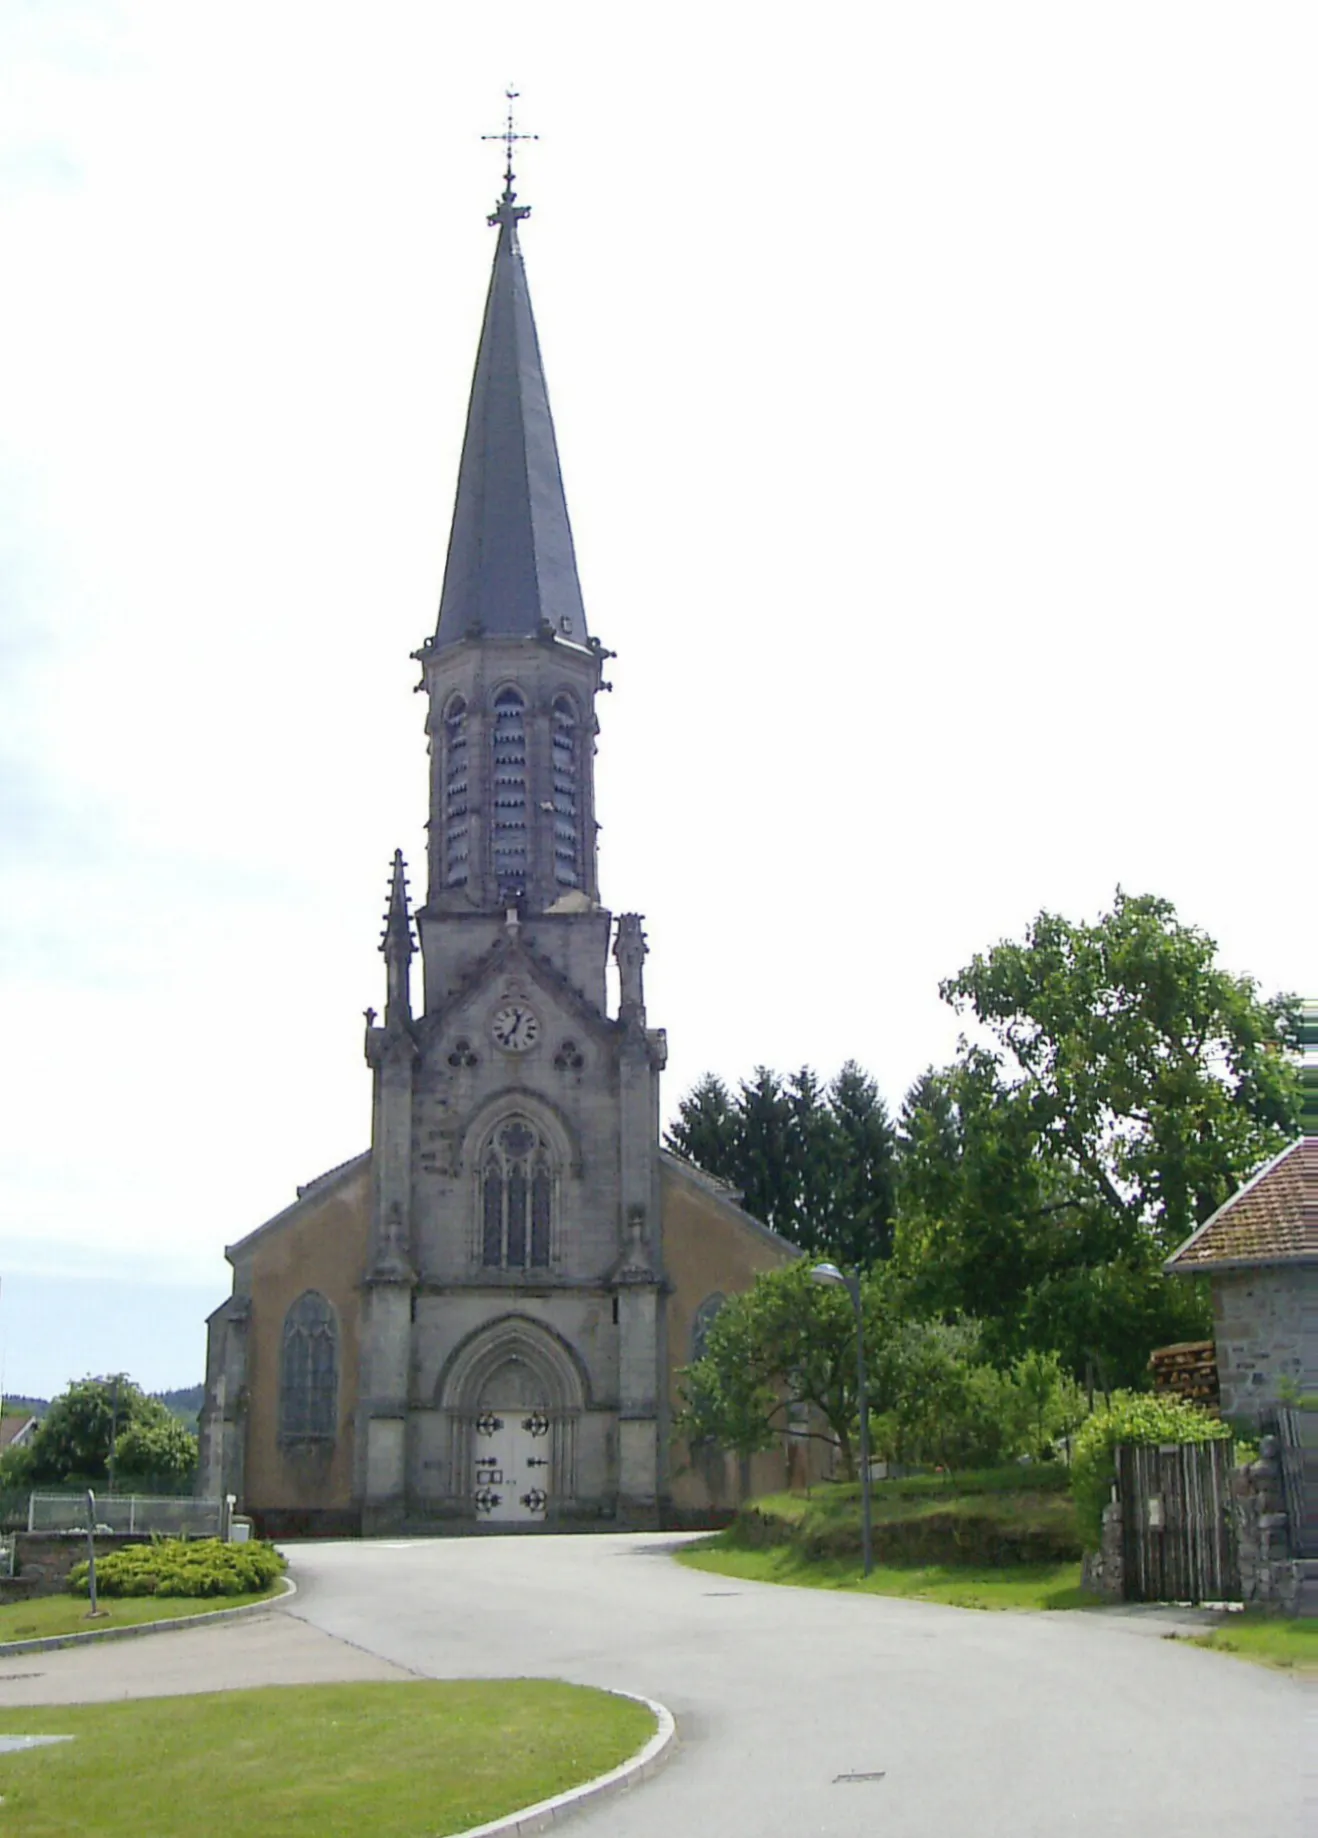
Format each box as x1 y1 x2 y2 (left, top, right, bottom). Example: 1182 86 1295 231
1166 1138 1318 1271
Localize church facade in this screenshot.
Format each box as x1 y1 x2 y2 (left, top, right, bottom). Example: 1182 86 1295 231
197 170 803 1534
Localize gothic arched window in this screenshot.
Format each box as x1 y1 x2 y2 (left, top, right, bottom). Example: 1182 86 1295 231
691 1293 727 1363
443 696 469 888
279 1291 338 1441
481 1118 555 1270
490 688 528 895
551 694 580 889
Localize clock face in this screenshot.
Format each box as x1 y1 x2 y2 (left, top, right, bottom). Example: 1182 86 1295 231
491 1003 540 1053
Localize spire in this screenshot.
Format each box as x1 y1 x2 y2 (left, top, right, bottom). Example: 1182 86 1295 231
380 849 414 1027
434 97 588 649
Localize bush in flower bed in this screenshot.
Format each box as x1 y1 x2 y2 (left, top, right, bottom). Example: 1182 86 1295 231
68 1537 286 1598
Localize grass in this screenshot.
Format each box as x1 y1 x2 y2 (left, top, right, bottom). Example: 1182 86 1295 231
0 1680 656 1838
727 1467 1081 1570
0 1585 282 1645
677 1538 1094 1610
1185 1613 1318 1674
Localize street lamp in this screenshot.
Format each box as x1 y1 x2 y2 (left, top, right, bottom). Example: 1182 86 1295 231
810 1261 873 1577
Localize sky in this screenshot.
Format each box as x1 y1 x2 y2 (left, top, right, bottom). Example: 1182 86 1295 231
1 2 1314 1398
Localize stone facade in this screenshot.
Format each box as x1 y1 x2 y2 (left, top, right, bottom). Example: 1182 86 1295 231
196 180 816 1534
1212 1266 1318 1421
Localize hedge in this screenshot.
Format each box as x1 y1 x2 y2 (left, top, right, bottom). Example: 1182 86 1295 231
68 1537 286 1598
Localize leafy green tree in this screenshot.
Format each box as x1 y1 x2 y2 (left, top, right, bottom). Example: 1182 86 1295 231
896 892 1299 1387
667 1062 897 1265
676 1262 885 1478
941 889 1299 1252
113 1412 198 1484
18 1375 196 1488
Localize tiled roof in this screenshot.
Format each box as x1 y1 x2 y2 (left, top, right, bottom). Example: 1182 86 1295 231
0 1415 36 1451
1166 1138 1318 1271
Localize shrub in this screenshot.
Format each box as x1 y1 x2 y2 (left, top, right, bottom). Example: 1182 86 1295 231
1070 1392 1231 1549
68 1537 285 1598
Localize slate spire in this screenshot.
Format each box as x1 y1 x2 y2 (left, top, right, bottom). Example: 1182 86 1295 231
434 162 589 648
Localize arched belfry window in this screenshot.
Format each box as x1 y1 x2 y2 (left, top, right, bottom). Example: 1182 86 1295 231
443 696 469 888
551 695 580 888
491 689 528 895
279 1291 338 1441
481 1118 554 1270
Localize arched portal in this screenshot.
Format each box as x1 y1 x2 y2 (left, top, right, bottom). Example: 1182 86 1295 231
436 1315 587 1525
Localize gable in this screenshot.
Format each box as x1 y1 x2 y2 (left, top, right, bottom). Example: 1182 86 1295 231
1166 1138 1318 1274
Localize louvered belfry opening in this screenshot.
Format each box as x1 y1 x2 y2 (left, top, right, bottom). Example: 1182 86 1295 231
551 694 579 888
443 695 470 888
490 687 529 896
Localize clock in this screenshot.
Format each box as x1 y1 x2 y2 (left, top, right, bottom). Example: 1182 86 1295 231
491 1003 540 1053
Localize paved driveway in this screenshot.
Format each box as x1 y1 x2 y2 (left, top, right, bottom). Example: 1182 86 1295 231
280 1532 1308 1838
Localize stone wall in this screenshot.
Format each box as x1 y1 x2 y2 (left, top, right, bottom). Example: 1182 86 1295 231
1080 1498 1124 1603
0 1533 149 1603
1213 1268 1315 1419
1231 1435 1300 1614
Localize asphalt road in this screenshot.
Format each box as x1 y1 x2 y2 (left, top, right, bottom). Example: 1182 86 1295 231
281 1532 1309 1838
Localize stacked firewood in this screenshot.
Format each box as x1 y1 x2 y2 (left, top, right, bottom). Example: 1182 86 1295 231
1149 1339 1220 1413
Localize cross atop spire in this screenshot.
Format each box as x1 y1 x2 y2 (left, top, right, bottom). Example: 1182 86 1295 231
432 103 588 650
482 86 537 231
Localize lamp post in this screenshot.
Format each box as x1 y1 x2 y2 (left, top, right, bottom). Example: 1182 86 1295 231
810 1261 873 1577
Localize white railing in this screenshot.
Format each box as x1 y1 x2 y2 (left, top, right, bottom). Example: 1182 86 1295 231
26 1494 224 1537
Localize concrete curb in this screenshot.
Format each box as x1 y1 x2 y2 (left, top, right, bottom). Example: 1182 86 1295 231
0 1576 297 1658
456 1689 676 1838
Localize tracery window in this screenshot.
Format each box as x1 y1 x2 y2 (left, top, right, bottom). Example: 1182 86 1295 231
491 688 528 895
691 1293 727 1363
551 694 580 888
443 696 469 888
481 1118 554 1270
279 1291 338 1441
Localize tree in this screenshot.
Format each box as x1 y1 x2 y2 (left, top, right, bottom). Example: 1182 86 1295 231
19 1375 197 1488
113 1413 198 1484
676 1262 884 1478
895 891 1300 1386
666 1062 898 1266
941 889 1299 1253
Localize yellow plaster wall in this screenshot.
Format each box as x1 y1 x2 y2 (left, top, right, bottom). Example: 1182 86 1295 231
242 1164 369 1512
660 1159 804 1514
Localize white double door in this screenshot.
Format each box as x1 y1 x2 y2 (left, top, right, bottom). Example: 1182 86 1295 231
473 1410 551 1523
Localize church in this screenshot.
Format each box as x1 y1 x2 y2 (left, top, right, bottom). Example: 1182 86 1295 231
197 157 804 1535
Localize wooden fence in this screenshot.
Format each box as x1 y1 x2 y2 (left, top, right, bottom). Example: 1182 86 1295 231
1117 1439 1239 1603
1271 1409 1315 1558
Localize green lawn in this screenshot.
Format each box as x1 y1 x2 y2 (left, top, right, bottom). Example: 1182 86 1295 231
0 1586 282 1645
1186 1613 1318 1674
678 1538 1095 1610
0 1681 656 1838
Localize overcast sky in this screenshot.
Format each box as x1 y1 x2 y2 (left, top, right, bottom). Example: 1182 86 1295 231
2 2 1314 1397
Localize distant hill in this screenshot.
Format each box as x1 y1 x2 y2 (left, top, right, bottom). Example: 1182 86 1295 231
154 1384 205 1430
1 1395 49 1419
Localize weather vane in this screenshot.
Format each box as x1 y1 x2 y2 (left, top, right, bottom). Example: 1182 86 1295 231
482 85 538 211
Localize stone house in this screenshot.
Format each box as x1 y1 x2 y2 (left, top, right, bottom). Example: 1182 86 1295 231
196 166 816 1535
1164 1136 1317 1420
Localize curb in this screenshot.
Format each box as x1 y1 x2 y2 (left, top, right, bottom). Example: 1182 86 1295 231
0 1576 297 1658
456 1689 676 1838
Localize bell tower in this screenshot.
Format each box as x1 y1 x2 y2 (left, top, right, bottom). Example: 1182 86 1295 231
414 158 607 908
359 106 668 1532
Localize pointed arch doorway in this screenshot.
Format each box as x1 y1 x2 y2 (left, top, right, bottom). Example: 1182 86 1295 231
438 1315 586 1525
